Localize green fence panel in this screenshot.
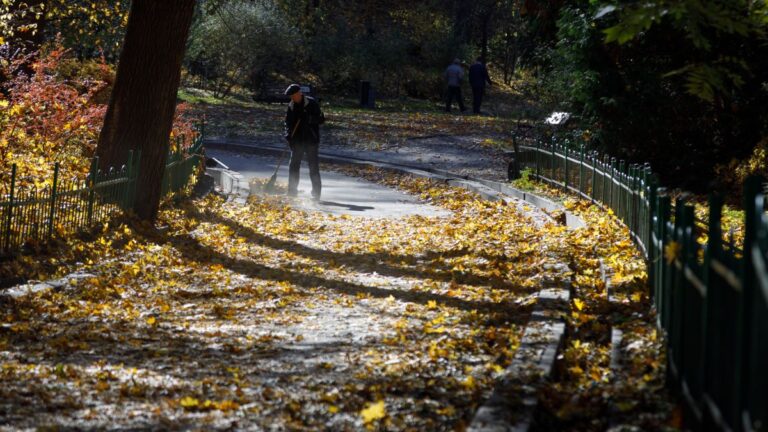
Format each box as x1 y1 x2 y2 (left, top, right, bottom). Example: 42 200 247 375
743 177 767 431
0 127 203 255
508 141 768 431
679 201 705 426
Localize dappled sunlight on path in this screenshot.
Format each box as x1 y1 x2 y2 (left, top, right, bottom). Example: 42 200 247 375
0 168 567 430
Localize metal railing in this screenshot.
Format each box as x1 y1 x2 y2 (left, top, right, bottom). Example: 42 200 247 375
516 142 766 431
0 130 203 254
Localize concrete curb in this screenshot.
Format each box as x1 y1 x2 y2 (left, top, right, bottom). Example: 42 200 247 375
469 285 570 432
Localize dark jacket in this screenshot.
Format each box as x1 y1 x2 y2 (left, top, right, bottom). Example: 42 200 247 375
284 96 325 144
469 62 492 88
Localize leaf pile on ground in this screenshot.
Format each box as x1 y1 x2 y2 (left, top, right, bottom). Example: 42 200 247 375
1 168 568 430
535 198 676 431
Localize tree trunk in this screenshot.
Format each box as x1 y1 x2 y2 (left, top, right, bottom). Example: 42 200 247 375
96 0 196 221
480 12 491 62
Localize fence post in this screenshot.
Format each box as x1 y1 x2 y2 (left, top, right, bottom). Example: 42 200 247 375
48 163 60 239
668 196 690 385
564 145 569 190
4 164 16 251
618 160 626 220
647 175 658 295
87 157 98 225
738 176 762 429
609 158 616 210
627 164 640 228
551 141 556 182
590 152 597 201
657 190 671 327
535 140 541 180
563 144 570 192
579 145 585 194
629 164 636 233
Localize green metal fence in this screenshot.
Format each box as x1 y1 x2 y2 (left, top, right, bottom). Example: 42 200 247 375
517 141 766 431
0 133 203 255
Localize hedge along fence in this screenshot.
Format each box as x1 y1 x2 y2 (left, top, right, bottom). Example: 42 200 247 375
0 131 204 255
516 141 766 431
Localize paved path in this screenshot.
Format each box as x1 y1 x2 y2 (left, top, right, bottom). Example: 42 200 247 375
205 134 509 182
2 142 573 431
207 148 450 218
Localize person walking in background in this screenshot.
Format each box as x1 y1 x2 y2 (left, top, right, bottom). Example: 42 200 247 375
284 84 324 200
469 57 493 114
444 58 466 113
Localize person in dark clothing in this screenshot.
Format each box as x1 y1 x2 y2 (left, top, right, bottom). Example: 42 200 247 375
468 57 493 114
284 83 325 199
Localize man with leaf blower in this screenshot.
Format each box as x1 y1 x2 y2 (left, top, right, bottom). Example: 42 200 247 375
283 84 324 199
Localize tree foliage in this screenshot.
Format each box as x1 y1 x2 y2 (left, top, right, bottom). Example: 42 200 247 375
184 0 530 97
522 0 768 191
0 1 129 58
186 1 297 98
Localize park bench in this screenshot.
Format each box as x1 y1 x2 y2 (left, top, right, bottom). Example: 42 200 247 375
505 111 571 180
252 81 314 103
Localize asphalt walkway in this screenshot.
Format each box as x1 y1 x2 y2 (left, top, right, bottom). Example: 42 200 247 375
207 148 450 218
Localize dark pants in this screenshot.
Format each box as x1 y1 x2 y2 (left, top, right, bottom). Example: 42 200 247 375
472 86 485 114
288 141 321 197
445 86 465 112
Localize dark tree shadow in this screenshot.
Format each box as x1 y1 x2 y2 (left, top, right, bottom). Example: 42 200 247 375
182 205 540 292
316 200 375 212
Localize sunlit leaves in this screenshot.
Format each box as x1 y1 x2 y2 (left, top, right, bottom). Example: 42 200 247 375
0 166 561 429
0 43 199 187
360 400 386 424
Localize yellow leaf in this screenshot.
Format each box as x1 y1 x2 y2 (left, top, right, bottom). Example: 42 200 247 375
180 396 199 409
426 300 438 309
360 400 386 423
462 375 476 390
146 316 156 325
664 241 681 264
328 405 339 414
573 298 585 311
